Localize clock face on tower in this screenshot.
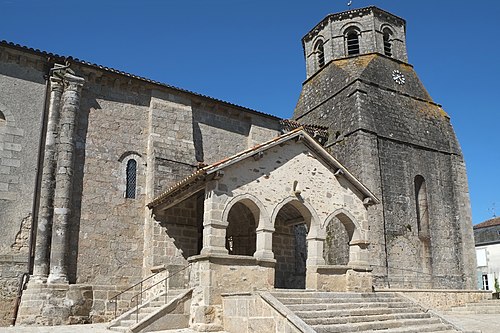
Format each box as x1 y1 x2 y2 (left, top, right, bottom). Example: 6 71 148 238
392 70 406 85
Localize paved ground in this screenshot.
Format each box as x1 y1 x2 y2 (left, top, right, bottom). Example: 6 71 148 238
0 325 227 333
441 313 500 333
1 315 499 333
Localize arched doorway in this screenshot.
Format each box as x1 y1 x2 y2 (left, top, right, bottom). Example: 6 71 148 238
225 200 258 256
323 216 350 265
323 210 366 266
273 200 312 289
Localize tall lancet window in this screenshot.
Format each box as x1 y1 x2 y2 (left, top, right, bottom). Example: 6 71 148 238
383 28 393 57
415 175 430 238
126 159 137 199
314 40 325 68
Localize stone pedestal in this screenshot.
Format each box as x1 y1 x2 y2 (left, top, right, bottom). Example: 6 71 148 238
16 281 93 326
306 265 373 292
188 254 275 331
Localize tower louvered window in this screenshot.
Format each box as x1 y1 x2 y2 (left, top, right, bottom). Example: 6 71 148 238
315 40 325 68
346 31 360 55
383 29 393 57
126 159 137 199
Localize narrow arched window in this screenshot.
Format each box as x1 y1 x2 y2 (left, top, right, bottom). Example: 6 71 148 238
314 40 325 68
125 159 137 199
346 29 360 56
383 28 393 57
0 111 5 125
415 175 430 237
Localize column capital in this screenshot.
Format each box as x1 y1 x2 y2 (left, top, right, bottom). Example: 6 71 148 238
50 76 64 92
63 73 85 91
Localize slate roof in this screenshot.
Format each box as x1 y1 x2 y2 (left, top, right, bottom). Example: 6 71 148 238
148 127 379 209
474 217 500 230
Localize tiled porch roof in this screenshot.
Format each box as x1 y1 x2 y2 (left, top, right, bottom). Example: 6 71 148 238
147 128 379 209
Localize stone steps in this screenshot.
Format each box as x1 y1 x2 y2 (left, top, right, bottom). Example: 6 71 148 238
289 306 423 317
108 289 189 332
271 291 460 333
442 299 500 315
305 312 432 326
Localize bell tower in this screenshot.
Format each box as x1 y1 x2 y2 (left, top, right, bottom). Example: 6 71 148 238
303 7 408 78
293 7 477 289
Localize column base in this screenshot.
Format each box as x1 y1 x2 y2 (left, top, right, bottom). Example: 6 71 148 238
200 246 228 255
47 274 68 284
30 275 48 284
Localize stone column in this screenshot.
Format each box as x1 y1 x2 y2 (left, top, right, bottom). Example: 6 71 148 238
200 185 228 255
47 73 84 284
254 226 274 260
32 77 63 282
348 240 370 267
306 236 326 266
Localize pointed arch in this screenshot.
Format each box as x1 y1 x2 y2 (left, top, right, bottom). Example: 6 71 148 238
221 193 270 230
324 208 368 266
325 208 364 241
271 196 323 238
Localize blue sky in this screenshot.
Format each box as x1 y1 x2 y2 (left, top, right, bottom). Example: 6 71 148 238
1 0 499 225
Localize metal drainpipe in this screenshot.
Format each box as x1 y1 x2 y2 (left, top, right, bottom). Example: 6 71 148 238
13 58 53 327
13 60 71 327
27 58 53 275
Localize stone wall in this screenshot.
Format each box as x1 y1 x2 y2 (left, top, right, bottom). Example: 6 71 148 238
0 45 47 327
154 194 202 268
222 292 303 333
0 255 27 326
293 51 476 289
394 289 491 310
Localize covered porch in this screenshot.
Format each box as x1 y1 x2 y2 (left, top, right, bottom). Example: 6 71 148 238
147 129 378 330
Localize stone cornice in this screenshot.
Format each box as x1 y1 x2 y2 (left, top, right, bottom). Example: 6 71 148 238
302 6 406 43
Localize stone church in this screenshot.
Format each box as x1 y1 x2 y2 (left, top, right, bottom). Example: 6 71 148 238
0 6 478 331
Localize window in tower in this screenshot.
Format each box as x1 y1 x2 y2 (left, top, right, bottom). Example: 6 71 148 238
415 175 430 238
314 40 325 68
346 29 360 56
125 159 137 199
383 28 393 57
0 110 5 125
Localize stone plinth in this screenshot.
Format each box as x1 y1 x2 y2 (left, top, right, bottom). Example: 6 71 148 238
188 254 275 331
306 265 373 292
16 282 92 326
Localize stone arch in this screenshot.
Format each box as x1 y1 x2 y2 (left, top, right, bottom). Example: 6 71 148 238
272 197 325 289
222 193 270 230
324 208 368 266
325 208 364 240
271 196 323 238
0 102 15 126
340 22 364 35
379 23 397 38
222 194 270 257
